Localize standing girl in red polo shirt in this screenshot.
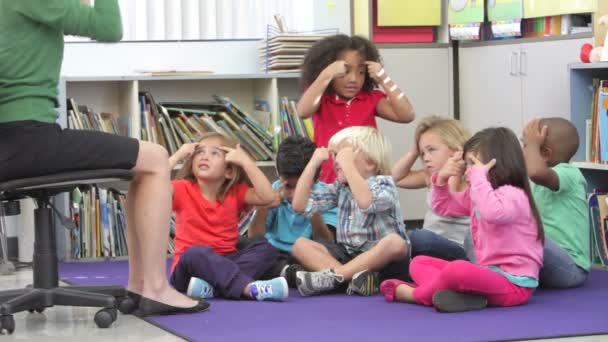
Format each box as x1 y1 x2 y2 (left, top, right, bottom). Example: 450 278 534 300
297 34 416 183
168 132 289 302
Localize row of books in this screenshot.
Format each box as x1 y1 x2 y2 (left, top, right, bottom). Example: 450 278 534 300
585 79 608 164
69 187 129 259
590 191 608 266
67 93 315 163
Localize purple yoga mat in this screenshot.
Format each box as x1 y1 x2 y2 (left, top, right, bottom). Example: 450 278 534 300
58 260 608 342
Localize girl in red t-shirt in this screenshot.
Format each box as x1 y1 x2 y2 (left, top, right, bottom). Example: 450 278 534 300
167 132 288 302
297 34 416 183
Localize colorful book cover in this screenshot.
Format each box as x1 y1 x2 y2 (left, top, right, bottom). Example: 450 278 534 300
488 0 523 21
448 0 484 24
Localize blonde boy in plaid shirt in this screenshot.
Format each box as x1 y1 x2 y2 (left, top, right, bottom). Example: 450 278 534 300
292 126 410 296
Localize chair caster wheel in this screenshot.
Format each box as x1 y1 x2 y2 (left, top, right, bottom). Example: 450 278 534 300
117 296 137 314
28 307 45 313
0 315 15 334
94 309 115 328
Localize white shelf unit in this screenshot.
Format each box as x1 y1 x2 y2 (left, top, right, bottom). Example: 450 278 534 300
58 73 301 172
569 63 608 192
55 73 301 260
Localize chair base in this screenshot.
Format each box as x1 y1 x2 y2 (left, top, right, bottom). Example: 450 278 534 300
0 204 137 334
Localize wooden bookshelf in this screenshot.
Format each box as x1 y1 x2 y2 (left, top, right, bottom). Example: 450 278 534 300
56 73 298 260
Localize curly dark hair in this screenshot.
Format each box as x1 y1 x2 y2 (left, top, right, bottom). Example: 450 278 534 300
463 127 544 243
300 34 381 93
276 135 318 179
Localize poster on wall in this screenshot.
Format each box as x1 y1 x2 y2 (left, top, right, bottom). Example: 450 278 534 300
523 0 597 19
448 0 484 24
488 0 523 21
377 0 442 26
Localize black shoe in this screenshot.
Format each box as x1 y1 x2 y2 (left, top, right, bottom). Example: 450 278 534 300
281 264 305 288
135 297 210 317
432 290 487 313
127 290 142 307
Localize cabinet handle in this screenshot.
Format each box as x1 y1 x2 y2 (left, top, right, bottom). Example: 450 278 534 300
510 52 519 76
519 51 527 76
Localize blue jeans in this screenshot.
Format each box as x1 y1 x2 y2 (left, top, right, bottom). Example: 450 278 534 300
408 228 467 261
463 233 588 288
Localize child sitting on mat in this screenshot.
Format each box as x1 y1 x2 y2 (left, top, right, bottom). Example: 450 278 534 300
168 132 288 302
291 126 411 297
381 127 544 312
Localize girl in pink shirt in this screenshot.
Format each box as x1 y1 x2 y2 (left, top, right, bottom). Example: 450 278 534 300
297 34 416 183
380 127 544 312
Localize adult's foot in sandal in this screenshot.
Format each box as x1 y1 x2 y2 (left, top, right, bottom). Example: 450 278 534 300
135 297 210 317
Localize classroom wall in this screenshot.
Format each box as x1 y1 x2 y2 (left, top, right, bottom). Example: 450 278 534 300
61 0 351 77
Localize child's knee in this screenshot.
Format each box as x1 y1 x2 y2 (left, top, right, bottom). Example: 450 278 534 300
291 237 309 257
440 260 471 282
182 245 214 261
383 233 408 259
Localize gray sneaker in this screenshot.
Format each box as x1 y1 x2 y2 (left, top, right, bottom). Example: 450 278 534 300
346 269 379 296
296 269 343 296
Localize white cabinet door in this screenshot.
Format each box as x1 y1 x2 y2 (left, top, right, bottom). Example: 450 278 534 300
521 38 593 125
379 47 452 220
459 44 523 135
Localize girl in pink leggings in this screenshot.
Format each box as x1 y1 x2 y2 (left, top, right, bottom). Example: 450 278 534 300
381 127 544 312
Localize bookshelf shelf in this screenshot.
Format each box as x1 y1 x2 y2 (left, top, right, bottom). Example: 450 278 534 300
572 162 608 171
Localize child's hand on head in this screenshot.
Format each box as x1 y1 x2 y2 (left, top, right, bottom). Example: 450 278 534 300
311 147 330 166
365 61 385 83
322 61 347 80
467 154 496 172
177 143 198 161
335 146 356 166
438 151 465 184
219 144 251 166
523 119 548 148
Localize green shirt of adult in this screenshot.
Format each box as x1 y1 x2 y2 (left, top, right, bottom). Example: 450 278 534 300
0 0 122 124
532 163 591 271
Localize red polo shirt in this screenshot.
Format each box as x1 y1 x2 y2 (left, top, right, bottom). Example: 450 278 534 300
312 89 386 182
171 179 250 271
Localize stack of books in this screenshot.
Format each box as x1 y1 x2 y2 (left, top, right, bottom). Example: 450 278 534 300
259 29 331 73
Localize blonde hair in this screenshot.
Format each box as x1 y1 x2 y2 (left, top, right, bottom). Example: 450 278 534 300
328 126 392 176
176 132 250 202
415 115 470 151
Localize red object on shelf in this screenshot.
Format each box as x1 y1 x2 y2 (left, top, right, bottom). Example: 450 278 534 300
371 0 435 43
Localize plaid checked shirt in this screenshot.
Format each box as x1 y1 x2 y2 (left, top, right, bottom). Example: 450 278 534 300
304 175 408 254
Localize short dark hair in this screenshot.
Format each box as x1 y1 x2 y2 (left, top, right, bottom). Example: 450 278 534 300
276 136 317 178
539 117 579 163
300 34 381 93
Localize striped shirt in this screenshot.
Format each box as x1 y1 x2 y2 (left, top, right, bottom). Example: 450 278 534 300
304 175 408 254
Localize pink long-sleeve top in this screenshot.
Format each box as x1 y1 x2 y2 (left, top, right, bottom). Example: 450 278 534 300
431 167 543 279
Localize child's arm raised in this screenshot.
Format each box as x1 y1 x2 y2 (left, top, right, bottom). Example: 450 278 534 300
523 119 559 191
392 145 428 189
337 147 373 209
221 145 275 206
467 155 522 224
248 185 282 237
366 62 415 123
431 152 470 216
292 148 329 212
169 143 198 170
297 61 347 119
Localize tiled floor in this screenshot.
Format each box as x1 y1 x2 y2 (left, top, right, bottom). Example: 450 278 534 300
0 267 607 341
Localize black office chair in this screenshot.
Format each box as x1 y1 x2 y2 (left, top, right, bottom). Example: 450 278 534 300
0 169 137 334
